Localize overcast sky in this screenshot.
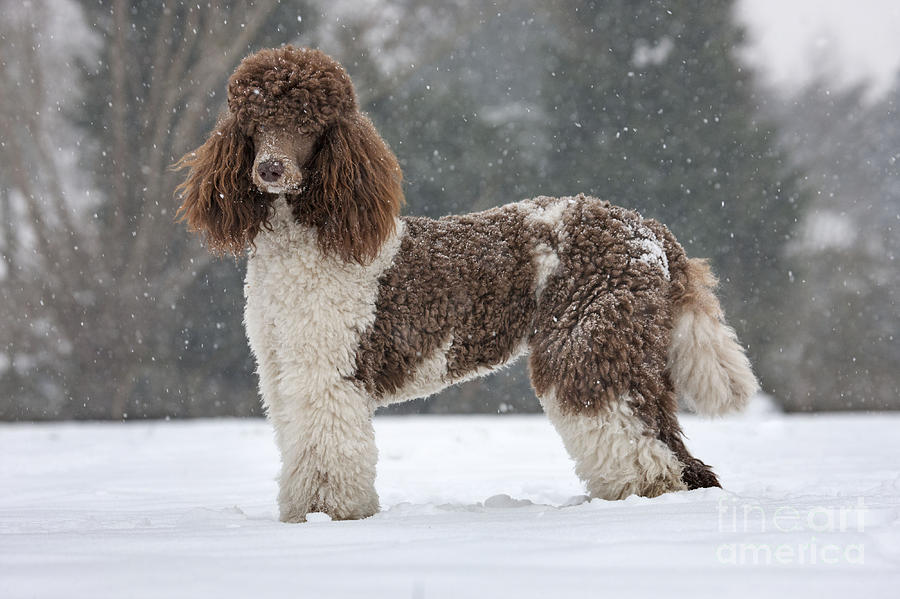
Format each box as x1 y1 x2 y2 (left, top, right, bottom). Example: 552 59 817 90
736 0 900 99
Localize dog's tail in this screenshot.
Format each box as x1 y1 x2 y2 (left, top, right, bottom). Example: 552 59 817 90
667 258 759 416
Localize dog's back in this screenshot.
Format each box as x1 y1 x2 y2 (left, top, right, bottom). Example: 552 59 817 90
352 193 717 417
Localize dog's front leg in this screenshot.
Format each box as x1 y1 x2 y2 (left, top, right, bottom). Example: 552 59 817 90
268 382 379 523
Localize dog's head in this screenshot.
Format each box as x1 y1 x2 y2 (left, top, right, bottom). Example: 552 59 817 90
175 46 404 264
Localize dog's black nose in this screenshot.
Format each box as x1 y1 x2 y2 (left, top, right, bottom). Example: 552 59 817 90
257 160 284 183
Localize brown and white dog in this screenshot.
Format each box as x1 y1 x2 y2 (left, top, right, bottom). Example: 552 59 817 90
176 46 758 522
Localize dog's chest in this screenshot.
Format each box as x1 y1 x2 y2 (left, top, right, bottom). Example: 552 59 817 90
243 200 401 388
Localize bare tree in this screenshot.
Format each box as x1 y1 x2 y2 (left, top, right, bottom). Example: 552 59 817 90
0 0 484 419
1 0 289 418
0 0 102 417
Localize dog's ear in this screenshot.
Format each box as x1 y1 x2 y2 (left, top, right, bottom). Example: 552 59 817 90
174 112 270 256
302 113 404 264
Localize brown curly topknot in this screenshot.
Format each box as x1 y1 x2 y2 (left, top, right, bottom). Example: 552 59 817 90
227 46 358 136
177 45 403 262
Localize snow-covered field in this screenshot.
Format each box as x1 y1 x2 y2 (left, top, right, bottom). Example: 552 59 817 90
2 409 899 598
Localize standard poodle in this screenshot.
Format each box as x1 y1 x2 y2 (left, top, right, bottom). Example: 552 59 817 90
175 46 758 522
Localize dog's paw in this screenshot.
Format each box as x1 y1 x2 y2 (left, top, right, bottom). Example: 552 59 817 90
278 504 311 523
278 496 379 523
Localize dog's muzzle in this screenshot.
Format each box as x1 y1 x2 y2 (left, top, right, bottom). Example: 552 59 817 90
257 160 285 183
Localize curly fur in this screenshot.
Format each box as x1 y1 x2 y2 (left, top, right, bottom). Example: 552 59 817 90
173 113 271 255
176 46 402 263
297 112 404 264
227 46 357 137
175 46 758 522
668 259 760 416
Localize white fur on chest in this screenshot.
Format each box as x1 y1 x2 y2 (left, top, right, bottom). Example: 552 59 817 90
243 198 401 413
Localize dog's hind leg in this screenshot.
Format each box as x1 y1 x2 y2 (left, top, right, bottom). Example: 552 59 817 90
650 394 721 490
527 271 717 498
538 391 689 500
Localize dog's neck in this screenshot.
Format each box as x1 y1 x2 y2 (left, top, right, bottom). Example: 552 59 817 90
252 195 404 273
252 195 317 256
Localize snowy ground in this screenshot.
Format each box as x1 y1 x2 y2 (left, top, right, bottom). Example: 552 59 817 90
2 409 899 598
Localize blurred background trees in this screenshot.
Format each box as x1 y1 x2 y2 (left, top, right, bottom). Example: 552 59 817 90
0 0 896 419
762 80 900 410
